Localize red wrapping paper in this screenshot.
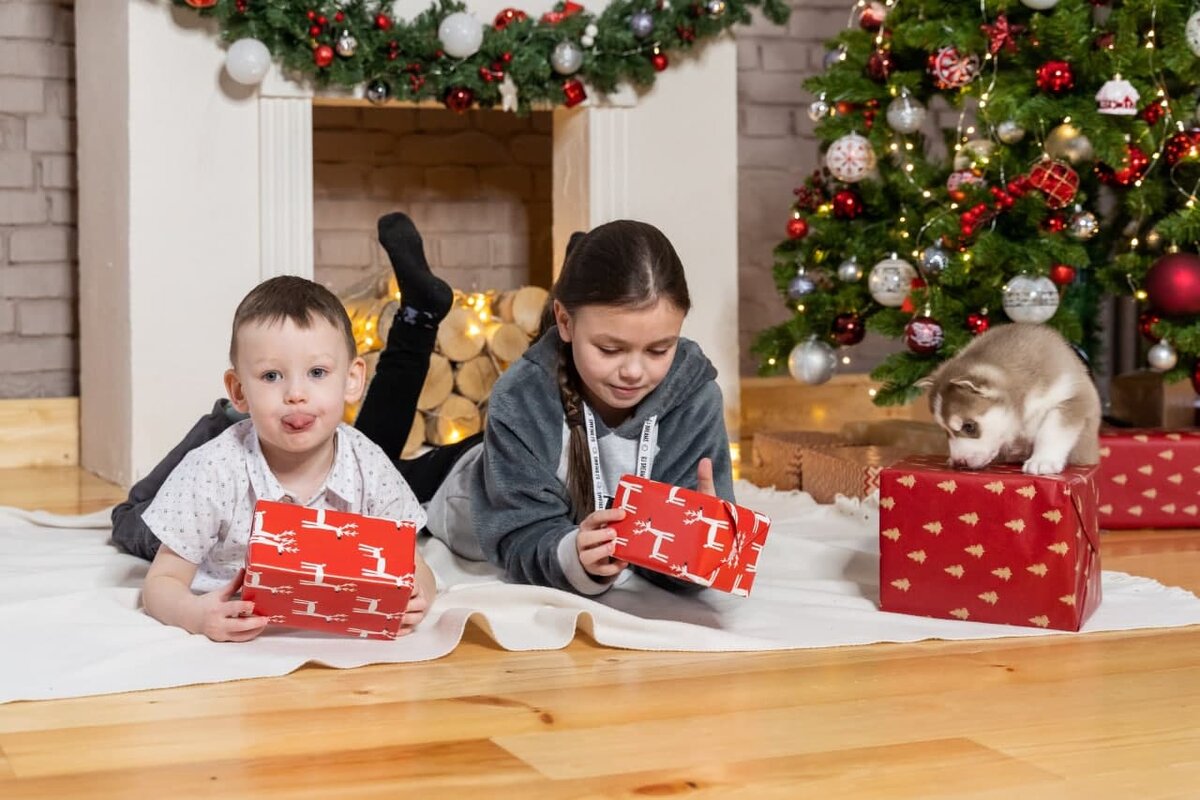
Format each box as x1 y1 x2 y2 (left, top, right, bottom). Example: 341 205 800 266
879 456 1101 631
609 476 771 596
242 500 417 639
1097 429 1200 529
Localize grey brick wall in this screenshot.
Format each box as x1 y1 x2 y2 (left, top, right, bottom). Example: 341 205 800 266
0 0 76 398
313 106 553 298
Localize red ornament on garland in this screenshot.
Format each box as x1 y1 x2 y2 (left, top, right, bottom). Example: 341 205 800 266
966 311 990 336
494 8 528 29
1036 61 1075 94
865 50 896 82
1145 252 1200 316
562 79 587 108
1049 264 1077 286
313 44 335 68
444 86 475 113
1095 144 1150 187
786 217 809 240
375 13 392 30
905 315 944 355
831 312 866 345
831 190 864 220
1027 159 1079 209
1164 130 1200 167
184 0 218 7
1137 311 1162 342
1141 98 1168 125
651 50 669 71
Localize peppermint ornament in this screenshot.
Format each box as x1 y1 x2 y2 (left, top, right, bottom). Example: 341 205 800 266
868 255 917 307
1096 76 1139 115
928 47 980 90
1002 275 1059 323
824 133 876 183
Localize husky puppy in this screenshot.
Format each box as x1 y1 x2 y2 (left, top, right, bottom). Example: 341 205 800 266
919 324 1101 475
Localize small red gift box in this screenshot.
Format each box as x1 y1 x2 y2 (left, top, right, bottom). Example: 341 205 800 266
242 500 418 640
609 475 771 596
1097 429 1200 529
879 456 1102 631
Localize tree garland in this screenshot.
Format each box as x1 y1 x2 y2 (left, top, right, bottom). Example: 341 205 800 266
175 0 790 111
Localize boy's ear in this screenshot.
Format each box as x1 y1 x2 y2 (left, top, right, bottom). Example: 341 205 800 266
553 299 573 343
224 369 250 414
345 356 367 404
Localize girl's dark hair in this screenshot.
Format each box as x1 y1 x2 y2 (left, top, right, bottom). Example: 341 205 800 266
541 220 691 521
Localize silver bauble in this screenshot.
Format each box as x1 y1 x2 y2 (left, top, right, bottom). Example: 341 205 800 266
868 255 917 307
630 11 654 38
808 97 830 122
823 47 847 70
1147 340 1178 371
1187 11 1200 57
1002 275 1060 323
365 79 391 105
335 29 358 58
837 257 863 282
787 339 838 385
1067 210 1099 241
1020 0 1059 9
996 120 1026 144
953 139 995 171
551 41 584 75
787 272 816 300
706 0 726 15
920 246 951 278
886 91 926 134
1044 122 1094 165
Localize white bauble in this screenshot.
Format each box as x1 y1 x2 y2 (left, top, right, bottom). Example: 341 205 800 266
1147 340 1178 372
1020 0 1059 9
1188 11 1200 57
551 41 584 75
225 38 271 85
438 12 484 59
1002 275 1060 323
824 133 876 183
868 255 917 307
886 91 926 134
787 339 837 385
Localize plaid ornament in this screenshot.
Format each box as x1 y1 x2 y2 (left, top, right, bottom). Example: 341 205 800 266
1027 159 1079 209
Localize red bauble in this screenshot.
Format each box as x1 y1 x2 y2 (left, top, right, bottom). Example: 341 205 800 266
562 79 587 108
1164 130 1200 167
1138 311 1162 342
1141 99 1168 125
494 7 528 29
1049 264 1077 286
313 44 335 68
858 1 887 31
1093 31 1115 50
375 13 392 29
184 0 218 7
1036 61 1075 94
865 50 896 82
444 86 475 113
1095 144 1150 187
1027 159 1079 209
786 217 809 240
927 46 980 90
831 190 864 220
1145 252 1200 316
309 24 322 36
651 51 669 71
905 315 944 355
966 312 990 336
831 313 866 346
1193 361 1200 396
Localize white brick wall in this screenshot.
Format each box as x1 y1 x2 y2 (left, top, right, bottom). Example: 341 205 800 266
312 106 553 298
0 0 76 397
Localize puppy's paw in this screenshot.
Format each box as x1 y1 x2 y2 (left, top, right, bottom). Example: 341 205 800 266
1022 455 1065 475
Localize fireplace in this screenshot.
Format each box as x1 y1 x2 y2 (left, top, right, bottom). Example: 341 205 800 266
76 0 740 484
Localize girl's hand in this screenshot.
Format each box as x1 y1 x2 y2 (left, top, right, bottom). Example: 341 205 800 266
576 507 629 578
194 569 269 643
696 457 716 496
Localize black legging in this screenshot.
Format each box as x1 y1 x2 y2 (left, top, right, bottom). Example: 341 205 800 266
110 320 478 560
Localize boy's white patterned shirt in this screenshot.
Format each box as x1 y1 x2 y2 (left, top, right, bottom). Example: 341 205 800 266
142 420 426 593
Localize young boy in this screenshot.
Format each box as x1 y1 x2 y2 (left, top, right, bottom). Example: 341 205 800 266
141 275 437 642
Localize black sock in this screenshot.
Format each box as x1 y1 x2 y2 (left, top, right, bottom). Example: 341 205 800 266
378 212 453 328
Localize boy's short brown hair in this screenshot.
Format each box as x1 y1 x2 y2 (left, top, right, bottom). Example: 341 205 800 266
229 276 357 364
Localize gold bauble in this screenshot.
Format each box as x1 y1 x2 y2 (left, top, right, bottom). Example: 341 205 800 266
1044 123 1094 165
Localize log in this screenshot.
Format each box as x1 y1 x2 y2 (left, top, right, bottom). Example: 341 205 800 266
437 307 487 362
486 322 529 364
510 286 549 336
417 353 453 411
401 411 426 459
425 393 481 445
455 355 500 403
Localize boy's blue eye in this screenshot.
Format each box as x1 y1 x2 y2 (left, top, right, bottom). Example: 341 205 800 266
309 367 329 379
261 370 281 382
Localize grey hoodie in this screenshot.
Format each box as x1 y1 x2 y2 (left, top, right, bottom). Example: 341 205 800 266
462 327 735 595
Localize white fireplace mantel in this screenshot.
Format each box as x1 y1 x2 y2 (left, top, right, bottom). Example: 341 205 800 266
77 0 739 484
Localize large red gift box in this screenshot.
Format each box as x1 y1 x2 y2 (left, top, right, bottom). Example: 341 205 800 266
242 500 418 640
609 475 771 596
1097 429 1200 529
879 456 1102 631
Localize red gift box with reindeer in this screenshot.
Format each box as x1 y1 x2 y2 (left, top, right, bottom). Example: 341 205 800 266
1096 429 1200 529
241 500 418 640
878 456 1102 632
609 475 771 596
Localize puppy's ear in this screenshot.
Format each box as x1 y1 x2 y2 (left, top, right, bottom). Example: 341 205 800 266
914 375 936 391
950 376 998 397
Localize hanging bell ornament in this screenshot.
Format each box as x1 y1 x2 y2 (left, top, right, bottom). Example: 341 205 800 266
335 29 358 58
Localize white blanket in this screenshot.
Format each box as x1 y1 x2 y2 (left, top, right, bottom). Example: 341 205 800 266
4 483 1200 703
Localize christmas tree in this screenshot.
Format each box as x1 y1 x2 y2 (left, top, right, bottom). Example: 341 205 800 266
752 0 1200 405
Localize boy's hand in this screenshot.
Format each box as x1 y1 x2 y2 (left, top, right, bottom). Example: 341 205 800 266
194 569 269 643
399 556 437 635
577 507 628 578
696 457 716 496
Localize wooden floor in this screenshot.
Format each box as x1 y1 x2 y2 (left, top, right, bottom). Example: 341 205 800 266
1 468 1198 799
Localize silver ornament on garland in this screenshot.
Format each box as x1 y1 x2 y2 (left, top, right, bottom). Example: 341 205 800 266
1067 209 1099 241
1002 275 1060 323
787 338 837 385
335 30 358 58
1020 0 1059 9
886 90 926 134
996 120 1026 144
808 96 830 122
920 246 951 278
1147 340 1178 371
1187 11 1200 57
837 256 863 282
868 254 917 307
787 271 816 300
551 41 584 75
365 79 391 105
630 11 654 38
